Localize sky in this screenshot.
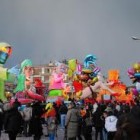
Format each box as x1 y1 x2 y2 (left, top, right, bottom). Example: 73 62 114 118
0 0 140 86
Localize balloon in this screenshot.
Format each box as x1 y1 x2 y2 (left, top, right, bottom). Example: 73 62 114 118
134 73 140 78
132 88 138 96
133 63 140 71
127 68 135 76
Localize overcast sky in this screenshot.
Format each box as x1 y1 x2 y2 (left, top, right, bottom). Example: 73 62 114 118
0 0 140 85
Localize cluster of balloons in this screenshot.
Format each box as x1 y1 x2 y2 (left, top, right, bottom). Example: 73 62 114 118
127 62 140 96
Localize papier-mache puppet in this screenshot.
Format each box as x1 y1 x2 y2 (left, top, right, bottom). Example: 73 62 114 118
13 59 45 104
48 61 68 101
0 42 12 101
128 62 140 96
73 54 117 100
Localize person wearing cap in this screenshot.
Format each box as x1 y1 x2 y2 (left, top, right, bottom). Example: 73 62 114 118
65 102 80 140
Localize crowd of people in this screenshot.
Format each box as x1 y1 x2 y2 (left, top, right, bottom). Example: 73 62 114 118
0 98 140 140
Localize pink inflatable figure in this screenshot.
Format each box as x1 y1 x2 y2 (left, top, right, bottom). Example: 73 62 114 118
49 62 68 90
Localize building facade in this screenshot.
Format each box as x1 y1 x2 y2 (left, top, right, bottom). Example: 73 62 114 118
31 62 56 88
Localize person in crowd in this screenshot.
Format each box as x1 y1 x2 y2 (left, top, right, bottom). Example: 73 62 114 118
101 111 108 140
80 107 86 118
4 101 23 140
88 102 93 113
82 109 93 140
65 101 80 140
105 107 118 140
0 99 4 137
48 118 57 140
29 101 44 140
22 103 32 137
93 101 98 113
92 105 104 140
114 105 140 140
120 103 130 114
53 102 60 125
76 104 83 140
58 101 68 129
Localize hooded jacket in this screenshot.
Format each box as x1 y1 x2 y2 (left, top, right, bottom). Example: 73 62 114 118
105 115 118 132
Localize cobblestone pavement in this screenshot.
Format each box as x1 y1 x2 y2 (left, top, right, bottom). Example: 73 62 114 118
1 125 97 140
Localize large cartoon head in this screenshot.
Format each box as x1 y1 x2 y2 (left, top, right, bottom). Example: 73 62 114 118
20 59 33 75
0 42 12 64
55 61 68 74
84 54 97 69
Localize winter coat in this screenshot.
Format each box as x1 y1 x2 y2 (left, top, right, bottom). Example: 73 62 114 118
92 110 104 129
65 107 80 138
4 108 23 134
22 107 32 121
82 117 93 135
105 115 118 132
29 102 44 136
59 104 68 115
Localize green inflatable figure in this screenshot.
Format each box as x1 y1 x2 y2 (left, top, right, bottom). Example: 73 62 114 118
0 42 12 101
14 59 33 93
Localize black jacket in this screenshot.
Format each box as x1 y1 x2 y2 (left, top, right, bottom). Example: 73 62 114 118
4 108 23 133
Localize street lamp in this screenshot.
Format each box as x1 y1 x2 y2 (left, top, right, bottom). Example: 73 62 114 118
131 36 140 40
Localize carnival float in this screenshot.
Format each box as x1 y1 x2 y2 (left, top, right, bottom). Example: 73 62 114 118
46 54 133 104
0 43 134 104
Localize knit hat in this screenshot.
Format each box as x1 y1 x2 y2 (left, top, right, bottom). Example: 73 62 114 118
105 106 113 112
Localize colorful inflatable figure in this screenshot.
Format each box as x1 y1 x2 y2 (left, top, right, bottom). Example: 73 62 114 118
0 42 12 101
34 78 46 96
84 54 97 69
76 54 118 100
97 70 133 103
13 59 45 104
127 62 140 96
48 62 68 101
68 59 82 78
